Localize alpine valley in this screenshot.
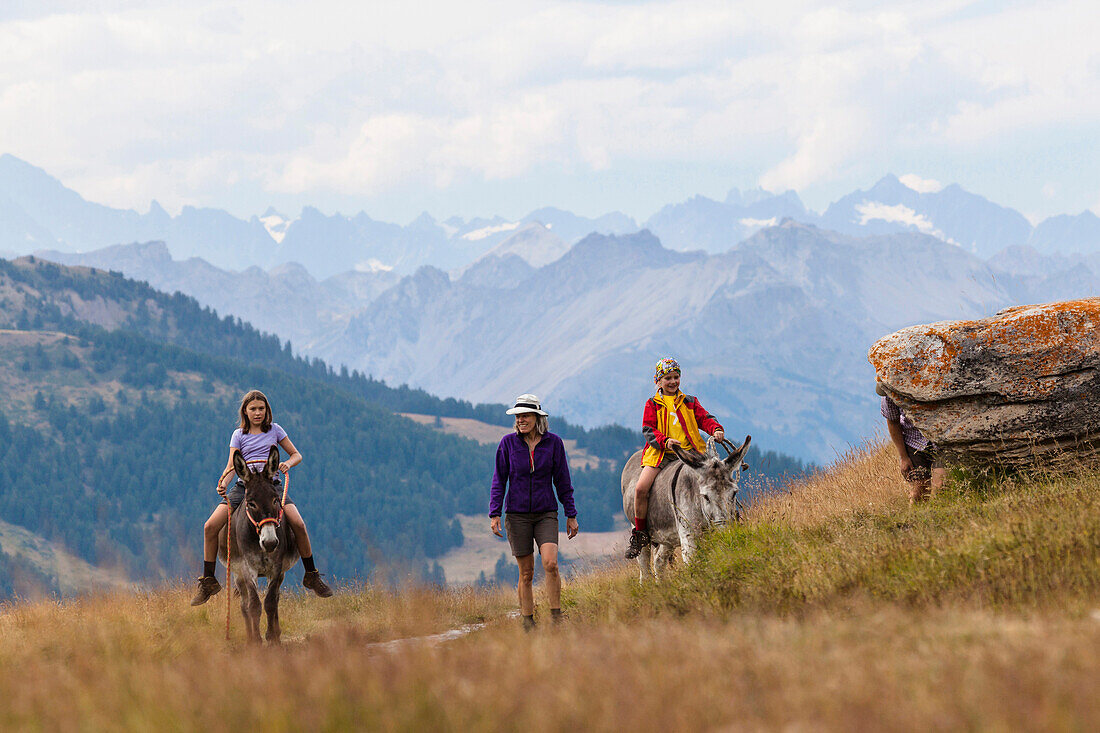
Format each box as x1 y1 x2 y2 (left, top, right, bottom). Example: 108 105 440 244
6 155 1097 462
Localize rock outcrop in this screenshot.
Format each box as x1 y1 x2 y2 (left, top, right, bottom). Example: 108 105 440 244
868 298 1100 468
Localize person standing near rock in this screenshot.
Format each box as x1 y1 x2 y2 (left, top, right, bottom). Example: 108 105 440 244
878 384 944 503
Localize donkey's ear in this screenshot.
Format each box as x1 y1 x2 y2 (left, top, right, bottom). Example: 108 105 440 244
232 450 249 480
264 444 281 479
670 443 705 468
723 435 752 469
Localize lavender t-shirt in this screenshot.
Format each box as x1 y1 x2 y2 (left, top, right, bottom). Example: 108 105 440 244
230 422 288 474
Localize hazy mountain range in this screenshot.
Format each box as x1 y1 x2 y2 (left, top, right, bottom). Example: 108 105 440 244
10 154 1100 461
38 222 1100 463
5 154 1100 278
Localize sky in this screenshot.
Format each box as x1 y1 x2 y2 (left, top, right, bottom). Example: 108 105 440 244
1 0 1098 224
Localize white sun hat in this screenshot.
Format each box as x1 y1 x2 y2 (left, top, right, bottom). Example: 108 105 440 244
506 393 549 416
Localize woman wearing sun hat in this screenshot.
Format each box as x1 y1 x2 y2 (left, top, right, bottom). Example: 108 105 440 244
489 393 579 630
626 358 725 559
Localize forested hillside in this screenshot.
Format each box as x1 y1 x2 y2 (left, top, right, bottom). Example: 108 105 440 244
0 256 808 592
0 256 810 474
0 327 488 584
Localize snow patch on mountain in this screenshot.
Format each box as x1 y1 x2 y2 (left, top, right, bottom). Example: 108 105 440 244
484 223 568 268
355 258 394 273
462 221 520 241
740 217 778 228
259 208 293 244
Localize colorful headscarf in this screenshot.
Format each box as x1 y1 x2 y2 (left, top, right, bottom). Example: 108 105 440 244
654 357 681 384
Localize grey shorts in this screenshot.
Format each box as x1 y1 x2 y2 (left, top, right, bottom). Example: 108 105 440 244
904 445 943 483
219 479 295 510
504 511 559 557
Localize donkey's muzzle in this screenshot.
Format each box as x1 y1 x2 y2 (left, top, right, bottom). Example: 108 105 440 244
259 525 280 553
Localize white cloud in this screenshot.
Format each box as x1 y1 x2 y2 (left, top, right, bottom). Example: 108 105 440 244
856 200 957 245
740 217 777 228
0 0 1097 220
899 174 944 193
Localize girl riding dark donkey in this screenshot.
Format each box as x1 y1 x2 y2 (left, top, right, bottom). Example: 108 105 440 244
191 389 333 605
626 358 725 559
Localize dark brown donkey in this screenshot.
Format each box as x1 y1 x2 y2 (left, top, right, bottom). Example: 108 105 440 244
217 445 300 643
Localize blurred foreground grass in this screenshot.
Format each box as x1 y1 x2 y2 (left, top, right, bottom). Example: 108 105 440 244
2 443 1098 731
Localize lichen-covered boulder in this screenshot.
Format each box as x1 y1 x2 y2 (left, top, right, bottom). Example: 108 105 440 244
868 298 1100 468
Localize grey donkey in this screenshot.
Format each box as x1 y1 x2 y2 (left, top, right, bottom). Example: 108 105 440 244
621 437 751 581
217 444 300 643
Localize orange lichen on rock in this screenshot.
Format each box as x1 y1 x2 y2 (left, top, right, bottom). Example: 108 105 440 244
867 298 1100 468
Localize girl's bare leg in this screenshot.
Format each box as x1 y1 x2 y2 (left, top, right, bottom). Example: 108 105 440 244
283 504 312 558
203 504 229 562
633 466 661 522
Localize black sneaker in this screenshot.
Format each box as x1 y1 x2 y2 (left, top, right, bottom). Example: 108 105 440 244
624 528 650 559
190 576 222 606
303 569 334 597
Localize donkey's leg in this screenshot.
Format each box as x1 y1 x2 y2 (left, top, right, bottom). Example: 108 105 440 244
653 544 673 580
239 576 262 643
248 583 263 642
264 576 283 643
235 575 258 643
677 524 697 564
637 542 654 583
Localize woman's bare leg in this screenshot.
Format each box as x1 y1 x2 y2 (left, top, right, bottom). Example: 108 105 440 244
539 543 560 609
516 553 536 616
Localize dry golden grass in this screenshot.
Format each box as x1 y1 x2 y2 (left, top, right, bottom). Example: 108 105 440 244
2 441 1098 731
751 442 910 527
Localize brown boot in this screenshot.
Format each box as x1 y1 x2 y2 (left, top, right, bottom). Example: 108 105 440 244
302 569 334 597
190 576 222 606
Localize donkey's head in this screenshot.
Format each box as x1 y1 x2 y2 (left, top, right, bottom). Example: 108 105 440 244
670 436 752 528
232 444 283 553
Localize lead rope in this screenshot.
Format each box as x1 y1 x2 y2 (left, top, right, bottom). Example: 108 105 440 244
224 466 290 642
224 497 232 641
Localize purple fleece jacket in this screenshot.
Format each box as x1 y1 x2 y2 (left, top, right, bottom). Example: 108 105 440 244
489 432 577 518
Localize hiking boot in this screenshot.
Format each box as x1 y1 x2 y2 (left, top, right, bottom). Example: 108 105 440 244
190 576 222 606
624 528 650 559
303 569 334 597
522 615 537 632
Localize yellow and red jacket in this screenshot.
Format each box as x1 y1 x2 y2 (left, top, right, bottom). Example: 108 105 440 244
640 391 722 465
